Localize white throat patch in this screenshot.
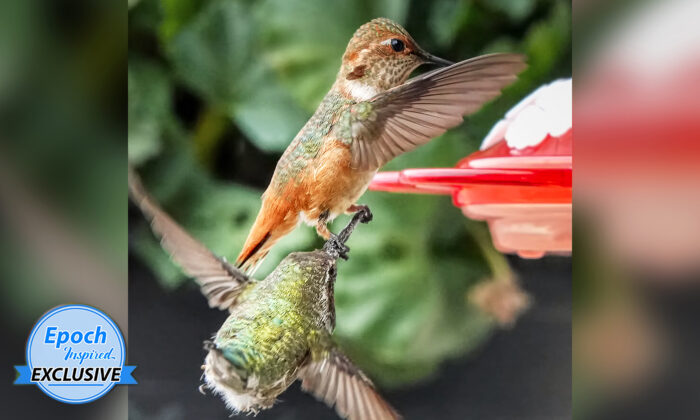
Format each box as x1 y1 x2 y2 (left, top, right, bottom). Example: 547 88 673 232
345 80 380 101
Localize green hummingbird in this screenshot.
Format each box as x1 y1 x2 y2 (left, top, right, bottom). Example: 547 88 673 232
129 171 397 419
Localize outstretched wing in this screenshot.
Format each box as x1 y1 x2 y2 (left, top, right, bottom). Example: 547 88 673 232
128 169 250 310
298 347 399 420
350 53 527 170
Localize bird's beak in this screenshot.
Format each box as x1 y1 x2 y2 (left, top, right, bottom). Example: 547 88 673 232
418 51 454 67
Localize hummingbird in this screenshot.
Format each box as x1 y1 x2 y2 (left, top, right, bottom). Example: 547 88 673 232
236 17 526 273
129 171 398 420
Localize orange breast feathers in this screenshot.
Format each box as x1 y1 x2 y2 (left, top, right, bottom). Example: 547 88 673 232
236 139 366 272
301 139 360 220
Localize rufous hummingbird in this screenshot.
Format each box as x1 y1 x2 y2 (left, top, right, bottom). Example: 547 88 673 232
235 17 526 273
129 171 397 419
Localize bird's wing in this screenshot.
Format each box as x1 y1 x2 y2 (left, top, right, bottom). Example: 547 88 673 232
297 347 399 420
349 53 527 170
128 169 251 310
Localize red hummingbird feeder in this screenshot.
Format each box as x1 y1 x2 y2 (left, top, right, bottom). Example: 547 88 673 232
369 79 572 259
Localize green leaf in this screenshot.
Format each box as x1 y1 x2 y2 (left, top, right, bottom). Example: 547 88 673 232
165 0 308 152
428 0 473 48
158 0 205 42
523 0 571 79
230 67 310 152
167 0 255 105
489 0 537 22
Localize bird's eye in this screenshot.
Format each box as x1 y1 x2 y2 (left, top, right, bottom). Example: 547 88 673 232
390 38 405 52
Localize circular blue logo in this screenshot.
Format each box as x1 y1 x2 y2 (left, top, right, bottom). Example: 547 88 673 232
14 304 136 404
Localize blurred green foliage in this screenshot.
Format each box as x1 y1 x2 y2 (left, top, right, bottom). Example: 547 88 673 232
129 0 570 387
1 0 127 325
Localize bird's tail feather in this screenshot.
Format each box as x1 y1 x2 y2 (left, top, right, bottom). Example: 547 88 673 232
236 230 271 275
236 205 298 275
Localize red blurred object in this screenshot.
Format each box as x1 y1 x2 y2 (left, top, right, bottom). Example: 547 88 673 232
369 120 572 259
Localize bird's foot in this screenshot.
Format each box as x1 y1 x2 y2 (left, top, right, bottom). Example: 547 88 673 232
325 233 351 260
323 206 372 259
356 205 373 223
347 204 373 223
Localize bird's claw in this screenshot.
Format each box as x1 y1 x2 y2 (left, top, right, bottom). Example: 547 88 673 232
354 205 373 224
323 205 372 259
327 233 350 260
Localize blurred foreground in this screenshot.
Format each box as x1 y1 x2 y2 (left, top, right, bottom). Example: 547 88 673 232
0 1 127 419
574 0 700 418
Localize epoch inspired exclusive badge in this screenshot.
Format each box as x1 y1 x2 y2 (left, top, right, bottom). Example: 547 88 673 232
14 304 137 403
